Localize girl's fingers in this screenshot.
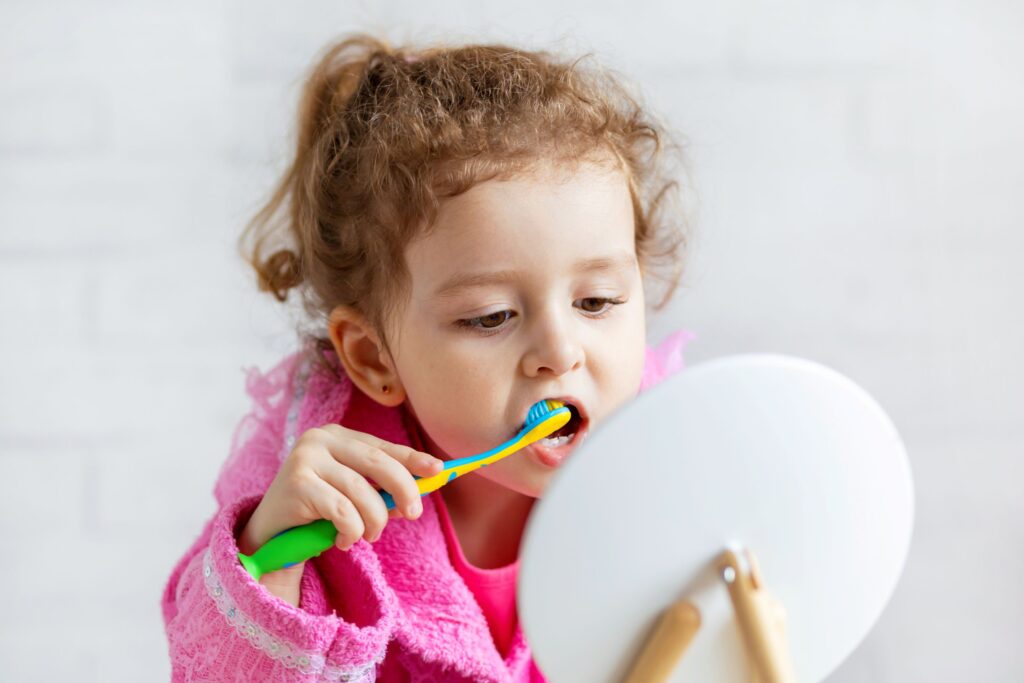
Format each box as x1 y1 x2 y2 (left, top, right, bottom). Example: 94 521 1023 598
306 477 365 550
314 428 436 519
318 424 444 478
316 460 391 543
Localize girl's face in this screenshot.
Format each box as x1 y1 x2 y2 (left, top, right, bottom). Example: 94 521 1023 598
387 160 647 498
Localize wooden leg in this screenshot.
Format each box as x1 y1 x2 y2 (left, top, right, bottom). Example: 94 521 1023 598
621 547 796 683
622 599 702 683
718 548 798 683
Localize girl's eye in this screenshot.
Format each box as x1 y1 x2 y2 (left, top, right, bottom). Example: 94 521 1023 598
578 297 619 315
455 297 625 335
476 310 512 328
456 310 515 332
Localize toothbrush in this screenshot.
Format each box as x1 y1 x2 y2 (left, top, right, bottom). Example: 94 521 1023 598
238 399 571 580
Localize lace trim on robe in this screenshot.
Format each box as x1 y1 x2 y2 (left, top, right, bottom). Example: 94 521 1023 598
203 550 384 682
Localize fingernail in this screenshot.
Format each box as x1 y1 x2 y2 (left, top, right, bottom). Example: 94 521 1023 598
408 500 422 517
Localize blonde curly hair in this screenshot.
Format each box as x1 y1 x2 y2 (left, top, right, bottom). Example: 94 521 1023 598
239 32 693 378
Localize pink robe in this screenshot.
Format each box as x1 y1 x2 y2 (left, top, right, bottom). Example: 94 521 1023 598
161 329 695 682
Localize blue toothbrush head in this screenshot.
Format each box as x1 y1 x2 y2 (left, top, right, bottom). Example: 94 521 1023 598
525 399 569 426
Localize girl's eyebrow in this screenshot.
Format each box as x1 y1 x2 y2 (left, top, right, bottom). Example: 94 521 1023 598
432 251 637 299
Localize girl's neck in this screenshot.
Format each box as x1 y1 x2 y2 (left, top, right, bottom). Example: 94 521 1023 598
439 472 535 569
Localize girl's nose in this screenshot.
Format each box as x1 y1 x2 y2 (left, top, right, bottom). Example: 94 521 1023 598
521 309 585 378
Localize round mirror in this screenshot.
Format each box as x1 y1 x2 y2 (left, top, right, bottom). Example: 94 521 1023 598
519 354 914 682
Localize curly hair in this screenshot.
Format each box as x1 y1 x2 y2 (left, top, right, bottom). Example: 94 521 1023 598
239 32 693 379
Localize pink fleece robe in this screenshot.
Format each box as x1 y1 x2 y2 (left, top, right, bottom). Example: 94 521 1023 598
161 329 695 682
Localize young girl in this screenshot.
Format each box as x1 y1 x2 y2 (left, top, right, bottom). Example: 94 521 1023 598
162 32 695 682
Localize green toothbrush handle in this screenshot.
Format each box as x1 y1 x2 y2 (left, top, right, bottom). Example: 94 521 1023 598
238 519 337 581
238 400 569 581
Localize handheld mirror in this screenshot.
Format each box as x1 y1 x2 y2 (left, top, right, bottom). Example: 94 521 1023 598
518 354 914 683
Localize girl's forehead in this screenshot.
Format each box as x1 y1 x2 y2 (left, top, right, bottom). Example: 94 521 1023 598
416 165 633 253
406 170 638 301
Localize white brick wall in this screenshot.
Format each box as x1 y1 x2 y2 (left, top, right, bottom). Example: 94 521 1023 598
2 1 1021 680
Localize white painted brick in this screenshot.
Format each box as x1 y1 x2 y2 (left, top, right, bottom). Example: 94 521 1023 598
225 0 736 84
0 1 220 79
0 261 91 348
828 435 1024 681
732 1 926 69
0 84 109 155
0 449 87 536
0 347 268 441
850 71 948 168
0 3 102 87
70 2 222 78
105 84 229 160
653 74 857 172
225 81 295 166
0 158 232 250
90 245 293 352
0 531 175 681
92 435 223 533
529 1 738 73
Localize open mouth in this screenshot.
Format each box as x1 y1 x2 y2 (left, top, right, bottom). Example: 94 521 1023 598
520 398 589 468
538 403 584 447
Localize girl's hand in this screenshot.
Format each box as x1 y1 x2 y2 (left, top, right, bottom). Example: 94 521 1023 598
237 424 444 606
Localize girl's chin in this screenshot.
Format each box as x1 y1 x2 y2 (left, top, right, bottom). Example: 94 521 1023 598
525 426 586 469
479 463 555 500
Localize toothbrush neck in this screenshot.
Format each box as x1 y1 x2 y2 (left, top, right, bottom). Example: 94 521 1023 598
400 404 535 568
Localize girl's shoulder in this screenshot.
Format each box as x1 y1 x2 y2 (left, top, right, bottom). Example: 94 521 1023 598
640 328 697 392
213 341 353 505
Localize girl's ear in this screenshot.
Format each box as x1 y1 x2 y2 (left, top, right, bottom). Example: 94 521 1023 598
327 305 405 407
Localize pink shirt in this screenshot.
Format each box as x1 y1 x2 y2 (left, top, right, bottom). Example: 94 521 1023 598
432 489 520 658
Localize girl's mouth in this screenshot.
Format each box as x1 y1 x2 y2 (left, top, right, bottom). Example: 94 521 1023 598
528 401 588 468
539 402 584 444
